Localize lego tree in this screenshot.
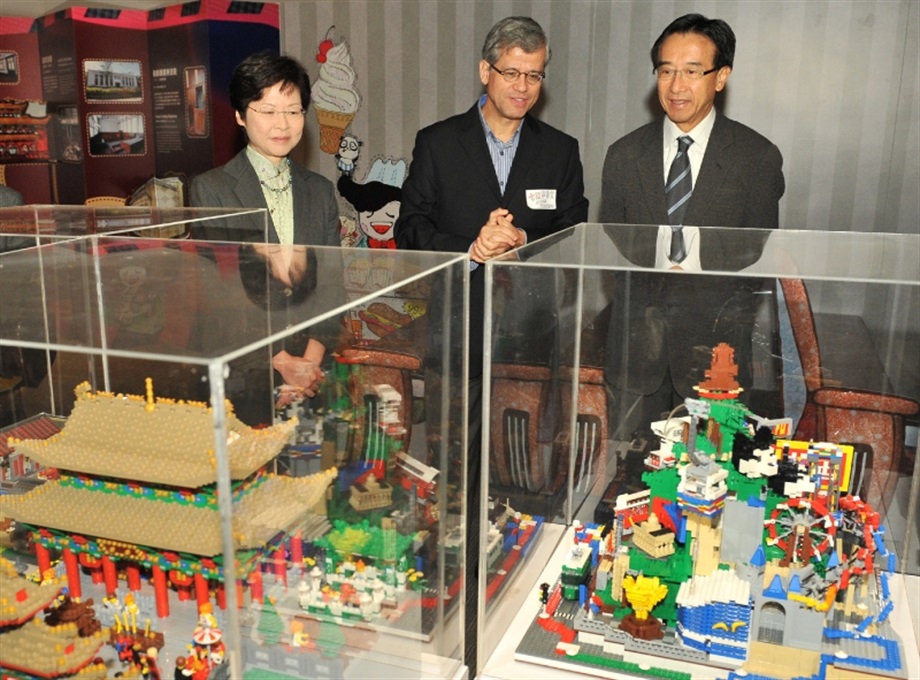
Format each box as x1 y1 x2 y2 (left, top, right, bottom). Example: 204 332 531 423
316 619 345 658
256 597 285 646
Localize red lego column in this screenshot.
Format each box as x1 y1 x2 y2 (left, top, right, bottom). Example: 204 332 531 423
102 556 118 596
172 571 192 601
152 565 169 618
62 548 81 600
35 542 52 577
80 554 104 584
126 562 142 591
290 531 303 572
250 567 263 603
194 573 209 608
273 548 286 587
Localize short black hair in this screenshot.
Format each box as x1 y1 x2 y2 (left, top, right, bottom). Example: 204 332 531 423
650 14 735 70
229 51 311 116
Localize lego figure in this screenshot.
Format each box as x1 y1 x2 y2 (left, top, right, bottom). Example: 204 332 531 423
122 593 139 634
208 640 225 666
538 582 550 618
289 619 312 649
196 602 218 630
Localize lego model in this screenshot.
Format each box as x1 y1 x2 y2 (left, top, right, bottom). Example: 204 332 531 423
0 356 461 676
483 499 544 603
0 556 107 678
0 379 338 675
514 343 910 680
619 573 668 640
2 380 335 615
0 414 62 487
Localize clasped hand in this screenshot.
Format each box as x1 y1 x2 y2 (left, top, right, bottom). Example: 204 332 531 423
470 208 525 263
272 348 325 407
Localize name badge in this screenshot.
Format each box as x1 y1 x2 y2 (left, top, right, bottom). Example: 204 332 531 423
526 189 556 210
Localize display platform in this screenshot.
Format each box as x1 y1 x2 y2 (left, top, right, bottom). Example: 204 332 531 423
482 537 919 680
480 224 919 679
0 231 469 680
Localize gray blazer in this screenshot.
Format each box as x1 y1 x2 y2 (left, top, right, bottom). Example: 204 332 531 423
599 113 785 400
600 113 784 231
189 148 340 246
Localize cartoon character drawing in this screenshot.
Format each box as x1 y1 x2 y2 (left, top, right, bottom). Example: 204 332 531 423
336 133 362 176
337 157 407 249
339 214 360 247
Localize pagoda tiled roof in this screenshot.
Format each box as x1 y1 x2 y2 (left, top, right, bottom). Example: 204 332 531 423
0 557 62 626
0 414 62 458
0 558 106 678
0 621 105 678
2 467 337 556
9 382 296 487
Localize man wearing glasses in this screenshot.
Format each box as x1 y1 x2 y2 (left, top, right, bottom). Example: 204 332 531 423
395 15 587 677
397 16 587 264
396 14 588 398
600 13 783 234
599 14 784 436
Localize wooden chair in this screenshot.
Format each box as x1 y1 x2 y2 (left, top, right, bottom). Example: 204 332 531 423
779 277 918 509
489 362 606 500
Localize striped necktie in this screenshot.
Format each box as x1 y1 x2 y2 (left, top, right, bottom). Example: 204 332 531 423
666 135 693 262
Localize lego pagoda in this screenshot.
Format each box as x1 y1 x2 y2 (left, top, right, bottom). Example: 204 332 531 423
1 380 336 624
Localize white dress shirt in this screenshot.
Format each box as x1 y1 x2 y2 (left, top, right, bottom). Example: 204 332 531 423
655 108 717 271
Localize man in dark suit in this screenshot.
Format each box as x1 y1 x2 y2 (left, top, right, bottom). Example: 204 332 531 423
599 13 785 436
395 16 587 675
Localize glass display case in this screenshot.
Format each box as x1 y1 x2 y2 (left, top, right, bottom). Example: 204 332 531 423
479 223 919 680
0 233 469 680
0 205 269 252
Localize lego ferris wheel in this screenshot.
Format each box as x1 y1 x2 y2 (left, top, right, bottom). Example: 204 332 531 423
765 497 837 567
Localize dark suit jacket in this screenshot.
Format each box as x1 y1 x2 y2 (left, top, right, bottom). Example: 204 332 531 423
599 113 784 398
189 148 340 246
395 104 588 375
189 149 343 424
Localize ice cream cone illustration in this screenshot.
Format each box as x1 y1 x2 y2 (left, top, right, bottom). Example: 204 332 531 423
315 108 355 154
312 28 361 154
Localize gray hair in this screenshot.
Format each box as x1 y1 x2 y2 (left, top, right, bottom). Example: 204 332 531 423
481 16 551 66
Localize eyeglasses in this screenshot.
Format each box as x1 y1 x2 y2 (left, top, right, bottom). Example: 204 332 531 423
247 106 306 119
654 66 719 81
489 64 545 85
